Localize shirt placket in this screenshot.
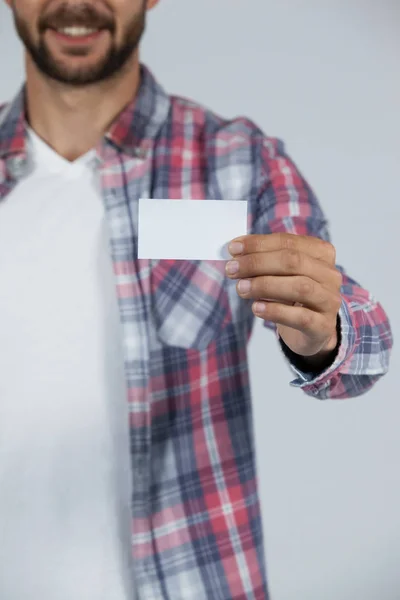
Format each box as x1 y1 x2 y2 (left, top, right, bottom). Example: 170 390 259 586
99 140 162 598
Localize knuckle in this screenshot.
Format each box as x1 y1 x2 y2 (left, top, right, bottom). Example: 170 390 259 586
296 277 314 299
333 293 343 312
322 241 337 264
332 268 343 289
299 309 313 329
280 232 297 250
283 248 301 272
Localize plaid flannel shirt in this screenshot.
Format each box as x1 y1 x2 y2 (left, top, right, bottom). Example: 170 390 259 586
0 66 392 600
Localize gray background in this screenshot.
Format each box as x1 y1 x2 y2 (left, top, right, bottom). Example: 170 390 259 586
1 1 399 598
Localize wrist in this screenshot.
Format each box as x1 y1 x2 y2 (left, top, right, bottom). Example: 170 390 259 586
280 316 341 375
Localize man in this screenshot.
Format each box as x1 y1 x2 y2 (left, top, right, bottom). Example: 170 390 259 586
0 0 392 598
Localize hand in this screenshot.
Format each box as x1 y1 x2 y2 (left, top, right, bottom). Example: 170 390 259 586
226 233 343 358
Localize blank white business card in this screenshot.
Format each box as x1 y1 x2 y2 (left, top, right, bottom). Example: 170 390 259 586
138 199 248 260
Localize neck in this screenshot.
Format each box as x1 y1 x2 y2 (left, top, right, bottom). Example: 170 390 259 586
25 53 141 161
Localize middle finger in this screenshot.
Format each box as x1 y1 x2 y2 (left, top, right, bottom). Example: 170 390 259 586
226 249 336 285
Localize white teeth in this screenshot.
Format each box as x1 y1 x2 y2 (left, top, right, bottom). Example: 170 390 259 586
58 26 98 37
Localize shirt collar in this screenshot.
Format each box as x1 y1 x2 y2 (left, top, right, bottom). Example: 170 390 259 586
0 64 170 164
104 64 170 158
0 87 26 160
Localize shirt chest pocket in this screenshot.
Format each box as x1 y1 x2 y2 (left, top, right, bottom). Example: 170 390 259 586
150 260 232 350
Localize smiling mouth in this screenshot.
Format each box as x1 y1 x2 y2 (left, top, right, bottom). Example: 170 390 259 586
56 26 99 37
47 26 108 45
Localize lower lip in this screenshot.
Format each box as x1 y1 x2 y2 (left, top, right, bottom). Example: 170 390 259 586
49 29 106 45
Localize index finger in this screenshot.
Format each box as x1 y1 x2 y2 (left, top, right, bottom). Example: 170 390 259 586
229 233 336 265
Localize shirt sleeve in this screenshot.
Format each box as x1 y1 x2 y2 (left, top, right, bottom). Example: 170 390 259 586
250 135 393 400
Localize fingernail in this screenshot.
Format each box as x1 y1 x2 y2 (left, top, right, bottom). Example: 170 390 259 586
238 279 251 294
228 241 244 256
253 302 265 313
226 260 239 275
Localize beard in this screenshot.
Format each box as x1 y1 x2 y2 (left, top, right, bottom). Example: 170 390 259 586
12 1 146 85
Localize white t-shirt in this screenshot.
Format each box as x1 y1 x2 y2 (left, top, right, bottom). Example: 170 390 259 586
0 129 133 599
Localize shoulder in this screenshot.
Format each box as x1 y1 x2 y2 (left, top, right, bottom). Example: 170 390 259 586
168 94 282 159
165 95 289 202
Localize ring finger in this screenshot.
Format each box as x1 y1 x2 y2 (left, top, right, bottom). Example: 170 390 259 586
237 275 335 313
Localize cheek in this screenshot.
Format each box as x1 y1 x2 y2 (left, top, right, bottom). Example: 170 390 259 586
11 0 40 24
